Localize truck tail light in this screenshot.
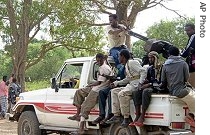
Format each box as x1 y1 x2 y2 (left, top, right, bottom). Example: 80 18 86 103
171 122 185 129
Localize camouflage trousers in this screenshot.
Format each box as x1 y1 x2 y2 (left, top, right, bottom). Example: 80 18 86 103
80 90 98 119
111 84 136 118
73 86 99 119
73 87 92 107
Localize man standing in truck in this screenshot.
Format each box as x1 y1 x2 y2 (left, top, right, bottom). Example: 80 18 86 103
67 53 112 134
160 46 195 131
181 23 195 88
107 14 128 80
106 49 147 127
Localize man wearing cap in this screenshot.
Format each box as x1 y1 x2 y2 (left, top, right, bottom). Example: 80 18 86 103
130 51 167 127
106 49 147 127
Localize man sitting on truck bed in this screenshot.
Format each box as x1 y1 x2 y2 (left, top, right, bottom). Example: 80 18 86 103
160 46 195 131
106 49 147 127
130 51 168 127
67 53 112 134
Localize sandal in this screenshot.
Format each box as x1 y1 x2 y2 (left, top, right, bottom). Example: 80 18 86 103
67 115 80 121
128 122 136 126
134 121 144 127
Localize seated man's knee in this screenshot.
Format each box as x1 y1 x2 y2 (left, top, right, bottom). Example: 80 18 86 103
118 90 126 97
143 88 152 95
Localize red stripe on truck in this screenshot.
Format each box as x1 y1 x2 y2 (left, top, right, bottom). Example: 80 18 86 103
15 102 99 115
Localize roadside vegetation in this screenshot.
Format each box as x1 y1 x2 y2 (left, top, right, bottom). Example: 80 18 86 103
26 80 50 91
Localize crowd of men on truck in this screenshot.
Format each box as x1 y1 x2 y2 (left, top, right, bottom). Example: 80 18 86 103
67 14 195 134
0 14 195 134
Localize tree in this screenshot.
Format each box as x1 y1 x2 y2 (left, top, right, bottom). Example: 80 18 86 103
0 0 105 91
0 50 12 77
132 17 195 61
146 17 195 49
26 44 71 81
84 0 185 50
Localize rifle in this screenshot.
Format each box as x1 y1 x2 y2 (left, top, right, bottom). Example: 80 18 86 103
121 20 173 59
127 30 149 41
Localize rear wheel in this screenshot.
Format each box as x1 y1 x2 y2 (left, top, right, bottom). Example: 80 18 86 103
109 122 138 135
18 111 41 135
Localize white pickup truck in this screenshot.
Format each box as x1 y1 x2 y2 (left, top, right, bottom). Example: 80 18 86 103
9 56 192 135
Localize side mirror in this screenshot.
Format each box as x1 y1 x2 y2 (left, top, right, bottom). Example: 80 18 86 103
51 78 56 89
51 78 59 92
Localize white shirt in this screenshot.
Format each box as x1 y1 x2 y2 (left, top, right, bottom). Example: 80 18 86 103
92 62 112 92
113 59 147 88
106 24 126 48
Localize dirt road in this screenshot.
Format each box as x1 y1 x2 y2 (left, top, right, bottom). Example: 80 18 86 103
0 119 59 135
0 119 17 135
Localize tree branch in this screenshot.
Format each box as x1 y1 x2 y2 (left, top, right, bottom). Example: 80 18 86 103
158 2 188 19
29 12 51 32
88 22 109 26
92 0 114 14
111 0 117 8
6 0 19 42
26 40 61 69
29 24 41 43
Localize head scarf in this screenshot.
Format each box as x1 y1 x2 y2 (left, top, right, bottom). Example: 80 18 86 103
148 51 159 68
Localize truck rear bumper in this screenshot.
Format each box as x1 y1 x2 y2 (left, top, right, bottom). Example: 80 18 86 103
167 130 193 135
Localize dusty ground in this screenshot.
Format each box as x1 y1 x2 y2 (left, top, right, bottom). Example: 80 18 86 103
0 119 59 135
0 119 195 135
0 119 17 135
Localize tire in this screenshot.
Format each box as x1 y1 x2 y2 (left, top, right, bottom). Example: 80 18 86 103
18 111 41 135
109 122 138 135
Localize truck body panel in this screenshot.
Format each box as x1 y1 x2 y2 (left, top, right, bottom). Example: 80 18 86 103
11 56 192 135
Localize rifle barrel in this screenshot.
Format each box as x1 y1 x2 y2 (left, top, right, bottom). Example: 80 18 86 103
128 30 149 41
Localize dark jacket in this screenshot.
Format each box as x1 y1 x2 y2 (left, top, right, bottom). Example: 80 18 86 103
181 34 195 72
161 56 190 98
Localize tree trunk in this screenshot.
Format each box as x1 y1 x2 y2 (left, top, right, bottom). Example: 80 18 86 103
7 0 32 92
116 1 139 50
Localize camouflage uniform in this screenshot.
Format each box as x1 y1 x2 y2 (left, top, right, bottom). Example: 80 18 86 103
111 59 147 118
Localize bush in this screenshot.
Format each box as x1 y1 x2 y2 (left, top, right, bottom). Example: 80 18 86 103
25 80 50 91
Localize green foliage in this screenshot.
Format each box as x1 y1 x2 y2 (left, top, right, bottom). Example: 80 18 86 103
132 17 195 59
0 50 12 76
25 80 50 91
132 40 146 59
26 43 71 81
146 17 195 49
0 0 105 69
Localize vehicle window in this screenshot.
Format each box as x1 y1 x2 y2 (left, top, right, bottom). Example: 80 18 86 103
57 63 83 89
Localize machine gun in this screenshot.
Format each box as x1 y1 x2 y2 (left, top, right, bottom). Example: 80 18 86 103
121 20 173 60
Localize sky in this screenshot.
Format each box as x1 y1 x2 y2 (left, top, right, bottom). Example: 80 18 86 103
131 0 195 42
